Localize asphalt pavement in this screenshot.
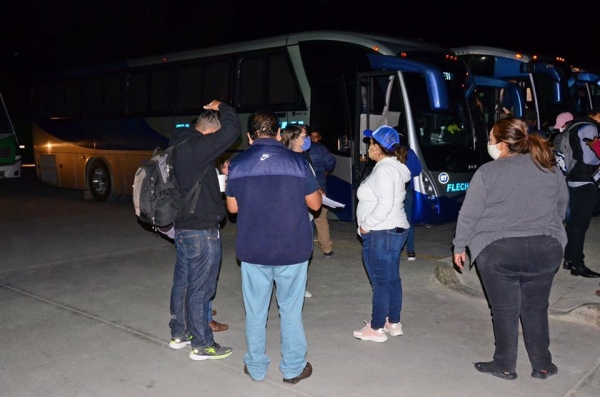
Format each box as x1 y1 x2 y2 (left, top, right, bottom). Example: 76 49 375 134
1 170 600 396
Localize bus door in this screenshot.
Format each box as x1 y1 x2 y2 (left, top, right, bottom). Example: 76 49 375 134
310 76 354 221
522 61 567 129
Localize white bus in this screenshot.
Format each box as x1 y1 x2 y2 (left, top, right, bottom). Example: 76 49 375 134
32 30 492 224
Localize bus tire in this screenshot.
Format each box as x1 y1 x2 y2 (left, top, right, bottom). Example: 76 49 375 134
87 160 118 202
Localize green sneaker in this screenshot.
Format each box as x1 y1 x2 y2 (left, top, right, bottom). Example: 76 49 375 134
189 342 232 361
169 335 193 350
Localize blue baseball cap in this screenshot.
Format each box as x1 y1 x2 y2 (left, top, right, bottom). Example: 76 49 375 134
363 125 400 150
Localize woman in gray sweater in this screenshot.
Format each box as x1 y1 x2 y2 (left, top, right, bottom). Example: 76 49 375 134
453 118 568 381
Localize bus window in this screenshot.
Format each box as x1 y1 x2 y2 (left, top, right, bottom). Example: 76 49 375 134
405 73 473 172
127 67 171 114
238 52 301 110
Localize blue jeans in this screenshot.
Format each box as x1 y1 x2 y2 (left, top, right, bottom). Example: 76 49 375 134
169 228 221 349
476 235 562 372
241 261 308 381
361 228 408 329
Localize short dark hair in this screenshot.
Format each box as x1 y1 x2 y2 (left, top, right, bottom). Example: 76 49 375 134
248 112 279 138
281 124 304 150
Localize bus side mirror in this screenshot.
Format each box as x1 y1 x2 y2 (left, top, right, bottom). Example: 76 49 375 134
338 136 350 152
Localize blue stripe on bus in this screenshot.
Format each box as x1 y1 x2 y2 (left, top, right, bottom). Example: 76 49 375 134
38 119 169 150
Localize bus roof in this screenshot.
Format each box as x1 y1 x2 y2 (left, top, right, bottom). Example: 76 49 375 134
126 30 452 68
452 45 531 63
37 30 455 80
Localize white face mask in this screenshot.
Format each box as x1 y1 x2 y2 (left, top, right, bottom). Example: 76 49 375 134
487 143 502 160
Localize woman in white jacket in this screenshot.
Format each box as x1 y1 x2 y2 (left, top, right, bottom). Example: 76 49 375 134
353 125 411 343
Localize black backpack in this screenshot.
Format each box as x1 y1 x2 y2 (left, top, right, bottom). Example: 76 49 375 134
553 121 595 176
132 141 210 228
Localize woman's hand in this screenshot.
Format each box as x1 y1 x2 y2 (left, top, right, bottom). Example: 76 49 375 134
454 252 466 270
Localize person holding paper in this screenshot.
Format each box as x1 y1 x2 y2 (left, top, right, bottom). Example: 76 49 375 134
308 126 337 257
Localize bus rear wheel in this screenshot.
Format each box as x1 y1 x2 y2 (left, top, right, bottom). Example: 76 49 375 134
88 160 117 202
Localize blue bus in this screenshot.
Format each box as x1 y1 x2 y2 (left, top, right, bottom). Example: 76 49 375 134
569 66 600 115
452 46 574 133
32 31 493 225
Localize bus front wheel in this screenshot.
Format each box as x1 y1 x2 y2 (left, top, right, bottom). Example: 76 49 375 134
87 160 117 202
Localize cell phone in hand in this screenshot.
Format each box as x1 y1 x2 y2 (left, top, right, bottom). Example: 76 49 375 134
582 137 593 142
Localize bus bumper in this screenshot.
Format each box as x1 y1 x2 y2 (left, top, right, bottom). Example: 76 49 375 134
0 155 22 178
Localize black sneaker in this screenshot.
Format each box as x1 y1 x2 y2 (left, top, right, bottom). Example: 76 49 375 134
283 362 312 384
323 251 334 258
189 342 232 361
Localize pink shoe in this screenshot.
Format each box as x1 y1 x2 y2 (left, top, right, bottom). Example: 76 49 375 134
353 321 388 342
384 319 404 336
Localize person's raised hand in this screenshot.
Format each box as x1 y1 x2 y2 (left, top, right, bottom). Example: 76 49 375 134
204 100 222 111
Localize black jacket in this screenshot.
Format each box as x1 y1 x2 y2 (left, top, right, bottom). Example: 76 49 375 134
170 103 241 230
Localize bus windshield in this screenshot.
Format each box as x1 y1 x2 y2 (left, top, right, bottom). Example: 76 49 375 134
404 73 475 172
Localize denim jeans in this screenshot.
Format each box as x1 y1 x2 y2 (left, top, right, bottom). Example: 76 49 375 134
361 228 408 329
169 228 221 349
565 184 599 264
241 261 308 381
476 235 562 372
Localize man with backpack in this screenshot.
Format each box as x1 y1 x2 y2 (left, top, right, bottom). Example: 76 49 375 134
563 107 600 278
167 100 241 360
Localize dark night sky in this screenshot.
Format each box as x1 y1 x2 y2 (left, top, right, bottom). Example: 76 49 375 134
2 0 600 117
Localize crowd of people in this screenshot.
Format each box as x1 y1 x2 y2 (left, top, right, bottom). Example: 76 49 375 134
159 99 600 384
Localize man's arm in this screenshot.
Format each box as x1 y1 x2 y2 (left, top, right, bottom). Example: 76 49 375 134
190 101 241 167
226 196 238 214
305 190 322 211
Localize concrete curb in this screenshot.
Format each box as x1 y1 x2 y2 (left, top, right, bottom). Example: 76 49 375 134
433 261 600 328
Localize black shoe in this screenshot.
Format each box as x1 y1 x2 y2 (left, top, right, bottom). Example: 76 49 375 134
531 363 558 379
323 251 334 258
570 265 600 278
474 361 517 380
563 260 573 270
283 362 312 384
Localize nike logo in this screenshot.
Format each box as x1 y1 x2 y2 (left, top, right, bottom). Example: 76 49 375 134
260 154 272 161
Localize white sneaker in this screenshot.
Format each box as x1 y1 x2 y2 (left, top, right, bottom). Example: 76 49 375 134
384 320 404 336
169 335 193 350
353 321 388 342
305 290 312 298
